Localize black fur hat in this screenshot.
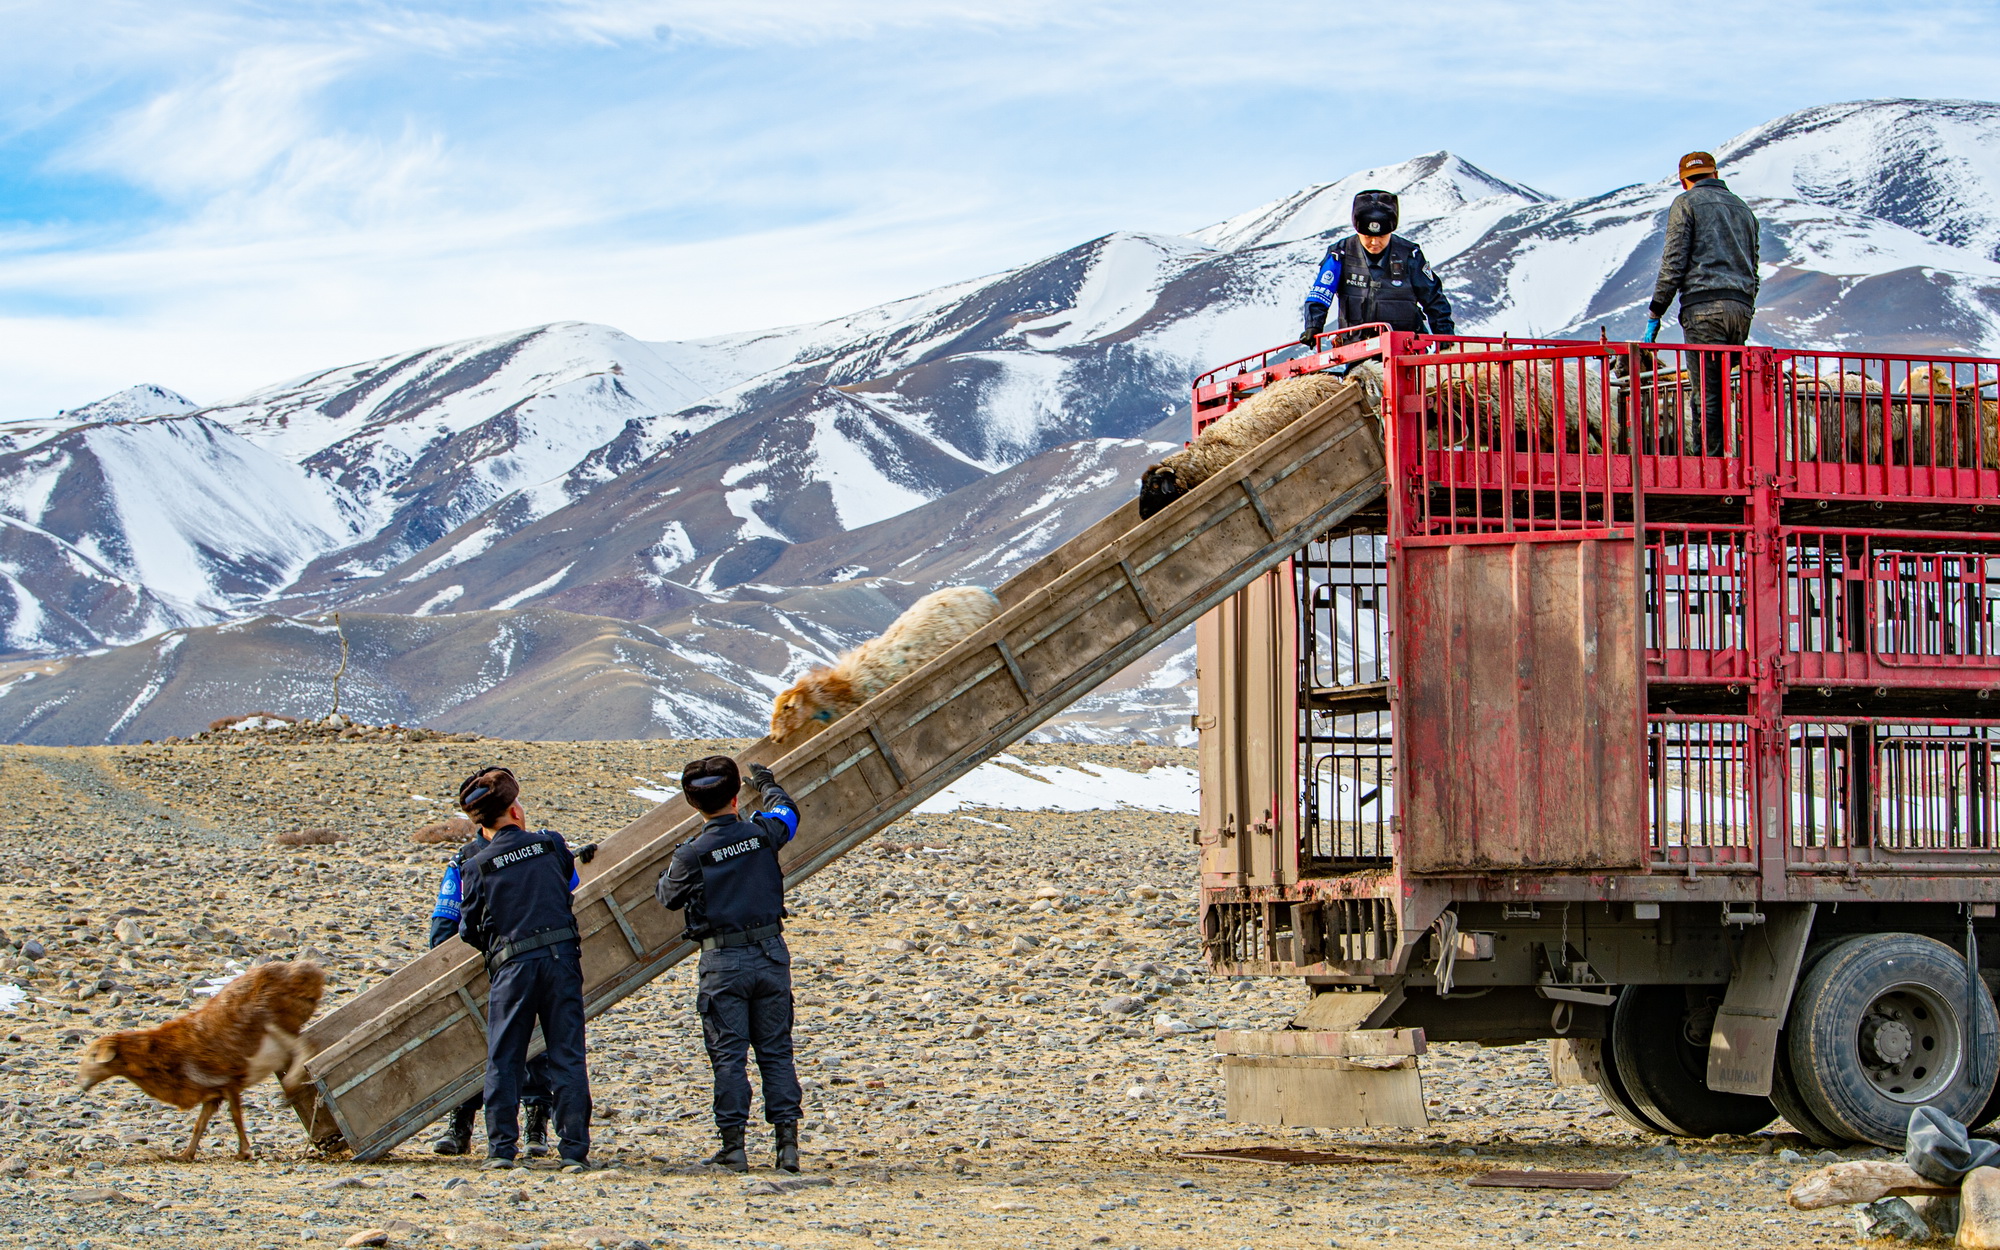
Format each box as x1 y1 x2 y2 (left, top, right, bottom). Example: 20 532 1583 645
1352 188 1399 237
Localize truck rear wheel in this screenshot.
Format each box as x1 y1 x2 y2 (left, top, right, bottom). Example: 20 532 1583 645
1609 985 1777 1136
1787 932 1998 1148
1587 1033 1668 1134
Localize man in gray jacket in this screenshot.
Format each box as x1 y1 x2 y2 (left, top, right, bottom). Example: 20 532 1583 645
1646 151 1760 456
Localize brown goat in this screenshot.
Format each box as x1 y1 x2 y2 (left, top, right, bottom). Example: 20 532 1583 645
76 960 325 1161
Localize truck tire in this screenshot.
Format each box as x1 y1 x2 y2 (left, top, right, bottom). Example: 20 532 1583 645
1609 985 1776 1136
1787 932 1999 1148
1769 1043 1846 1148
1588 1029 1668 1135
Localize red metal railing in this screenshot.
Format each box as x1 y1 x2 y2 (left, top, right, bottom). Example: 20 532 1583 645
1646 526 1751 682
1647 715 1756 866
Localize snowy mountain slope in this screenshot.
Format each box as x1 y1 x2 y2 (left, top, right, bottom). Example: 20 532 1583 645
1721 99 2000 263
0 414 360 621
1191 151 1549 253
58 384 197 424
0 432 1190 743
202 321 804 589
0 607 781 745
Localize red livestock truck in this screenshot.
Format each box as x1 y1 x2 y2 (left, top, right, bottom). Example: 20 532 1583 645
1192 326 2000 1147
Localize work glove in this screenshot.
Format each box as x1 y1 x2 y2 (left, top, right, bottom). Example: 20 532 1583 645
749 763 777 789
577 842 598 864
1298 328 1319 350
1642 318 1661 344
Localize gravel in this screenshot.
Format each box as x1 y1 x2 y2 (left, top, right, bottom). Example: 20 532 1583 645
0 735 1850 1248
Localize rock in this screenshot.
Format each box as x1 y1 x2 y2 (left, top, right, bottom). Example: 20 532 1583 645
1034 887 1063 900
64 1186 137 1202
113 917 143 945
444 1223 511 1245
1101 995 1143 1016
1153 1012 1195 1036
1788 1160 1943 1210
413 817 477 845
1637 1142 1680 1161
1961 1167 2000 1248
273 827 346 847
1853 1197 1931 1242
879 939 921 953
0 1156 27 1177
19 939 44 960
1908 1194 1960 1239
1124 1085 1155 1101
1009 936 1039 955
1778 1149 1806 1164
343 1230 391 1248
566 1226 640 1248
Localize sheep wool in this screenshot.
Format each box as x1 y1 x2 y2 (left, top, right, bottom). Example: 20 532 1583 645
1138 371 1360 519
770 586 1002 746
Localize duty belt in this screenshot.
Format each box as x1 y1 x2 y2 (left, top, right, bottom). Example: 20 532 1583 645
699 921 783 951
488 926 579 971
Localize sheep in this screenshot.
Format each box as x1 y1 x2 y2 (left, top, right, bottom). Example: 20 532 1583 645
76 960 325 1161
1138 370 1366 519
1425 355 1610 453
769 586 1002 747
1897 364 1999 469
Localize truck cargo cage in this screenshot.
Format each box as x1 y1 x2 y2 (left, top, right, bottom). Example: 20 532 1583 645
1192 329 2000 983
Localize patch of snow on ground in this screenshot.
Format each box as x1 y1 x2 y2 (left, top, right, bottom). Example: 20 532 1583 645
0 984 24 1013
915 754 1198 814
492 564 572 610
415 585 465 616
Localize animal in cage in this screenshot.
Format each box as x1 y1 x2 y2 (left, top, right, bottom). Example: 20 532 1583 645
1423 355 1610 454
75 960 325 1161
769 585 1002 746
1138 369 1369 519
1897 364 2000 469
1786 370 1879 462
1789 367 2000 467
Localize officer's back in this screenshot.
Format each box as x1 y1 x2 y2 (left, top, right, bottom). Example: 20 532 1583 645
657 756 804 1173
461 826 576 959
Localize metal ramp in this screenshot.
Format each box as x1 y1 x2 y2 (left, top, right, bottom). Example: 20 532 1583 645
289 381 1386 1161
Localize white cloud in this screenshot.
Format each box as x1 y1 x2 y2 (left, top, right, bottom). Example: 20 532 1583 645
0 2 1997 419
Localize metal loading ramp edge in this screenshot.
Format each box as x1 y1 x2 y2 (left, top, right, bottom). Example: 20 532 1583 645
288 382 1387 1162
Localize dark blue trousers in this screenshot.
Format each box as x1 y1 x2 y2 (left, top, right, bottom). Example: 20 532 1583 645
697 938 803 1129
484 949 591 1161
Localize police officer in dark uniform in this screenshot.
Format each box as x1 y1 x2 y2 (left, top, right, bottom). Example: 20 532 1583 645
427 839 558 1158
656 756 804 1173
454 766 595 1169
1299 189 1455 346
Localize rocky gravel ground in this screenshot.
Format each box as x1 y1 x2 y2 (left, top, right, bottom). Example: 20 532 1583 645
0 734 1864 1249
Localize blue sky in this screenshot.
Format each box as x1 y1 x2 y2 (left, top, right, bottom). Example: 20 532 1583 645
1 0 1998 419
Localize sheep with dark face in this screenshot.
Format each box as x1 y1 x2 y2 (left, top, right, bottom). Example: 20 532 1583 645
1139 368 1374 520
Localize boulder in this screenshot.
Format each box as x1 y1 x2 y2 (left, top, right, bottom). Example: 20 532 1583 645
1960 1167 2000 1248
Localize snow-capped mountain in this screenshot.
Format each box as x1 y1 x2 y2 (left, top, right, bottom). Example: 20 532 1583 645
3 97 1999 745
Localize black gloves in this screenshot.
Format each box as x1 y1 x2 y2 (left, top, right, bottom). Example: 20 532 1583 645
750 763 777 790
577 842 598 864
1300 302 1329 349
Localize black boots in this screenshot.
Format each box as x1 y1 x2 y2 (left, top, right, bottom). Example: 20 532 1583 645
775 1121 800 1173
705 1126 748 1173
432 1103 477 1156
522 1103 550 1158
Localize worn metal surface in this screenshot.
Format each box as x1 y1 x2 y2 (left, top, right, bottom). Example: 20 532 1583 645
1399 535 1645 872
291 379 1389 1161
